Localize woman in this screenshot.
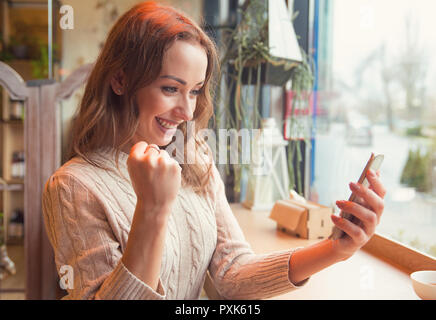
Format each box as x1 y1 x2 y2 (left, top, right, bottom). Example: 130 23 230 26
42 1 386 300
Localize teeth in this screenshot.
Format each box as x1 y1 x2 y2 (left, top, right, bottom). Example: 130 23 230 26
156 117 178 129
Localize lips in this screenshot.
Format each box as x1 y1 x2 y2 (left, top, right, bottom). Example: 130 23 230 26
155 117 180 129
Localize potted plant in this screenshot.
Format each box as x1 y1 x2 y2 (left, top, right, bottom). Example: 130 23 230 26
31 40 49 79
0 33 13 61
9 34 29 59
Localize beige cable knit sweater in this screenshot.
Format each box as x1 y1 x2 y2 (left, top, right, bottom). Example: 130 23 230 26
42 148 308 300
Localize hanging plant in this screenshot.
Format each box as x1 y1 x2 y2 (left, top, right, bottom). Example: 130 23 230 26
212 0 314 195
285 48 314 194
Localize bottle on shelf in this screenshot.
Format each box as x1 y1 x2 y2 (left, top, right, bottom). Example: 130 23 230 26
11 152 17 178
19 151 25 178
8 209 24 240
9 100 24 121
11 151 25 180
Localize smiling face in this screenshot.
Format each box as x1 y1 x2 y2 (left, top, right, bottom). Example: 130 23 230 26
131 40 208 147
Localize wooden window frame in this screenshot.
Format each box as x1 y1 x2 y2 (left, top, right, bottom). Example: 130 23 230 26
363 233 436 273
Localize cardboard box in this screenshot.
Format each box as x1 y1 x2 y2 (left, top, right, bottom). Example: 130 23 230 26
269 199 334 239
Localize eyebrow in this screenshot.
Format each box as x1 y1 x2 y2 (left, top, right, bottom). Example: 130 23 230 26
160 75 204 86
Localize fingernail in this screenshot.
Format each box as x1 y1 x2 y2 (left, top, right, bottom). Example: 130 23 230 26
350 182 360 191
367 169 376 178
331 214 342 223
336 200 347 208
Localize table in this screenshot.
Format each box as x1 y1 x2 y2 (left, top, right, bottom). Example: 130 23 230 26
230 203 419 299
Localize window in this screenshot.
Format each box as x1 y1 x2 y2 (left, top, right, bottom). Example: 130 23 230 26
312 0 436 258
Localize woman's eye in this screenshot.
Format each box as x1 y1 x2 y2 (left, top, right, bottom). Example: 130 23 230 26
191 89 202 96
162 86 178 93
162 86 202 96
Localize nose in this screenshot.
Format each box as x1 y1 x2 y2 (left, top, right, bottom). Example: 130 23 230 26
176 94 195 121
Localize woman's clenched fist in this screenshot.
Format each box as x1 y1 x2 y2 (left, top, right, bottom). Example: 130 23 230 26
127 141 181 215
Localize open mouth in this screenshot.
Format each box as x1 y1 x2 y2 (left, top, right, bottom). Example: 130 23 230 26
155 117 180 131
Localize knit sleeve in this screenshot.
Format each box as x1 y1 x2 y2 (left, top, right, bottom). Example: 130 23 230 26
42 173 166 300
207 165 309 300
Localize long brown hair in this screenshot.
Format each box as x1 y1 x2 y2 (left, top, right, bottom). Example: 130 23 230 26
68 1 219 193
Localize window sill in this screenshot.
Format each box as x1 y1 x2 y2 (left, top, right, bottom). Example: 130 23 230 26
362 233 436 273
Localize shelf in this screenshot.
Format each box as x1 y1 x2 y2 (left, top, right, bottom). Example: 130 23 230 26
4 178 24 184
0 119 24 125
0 184 23 191
6 236 24 246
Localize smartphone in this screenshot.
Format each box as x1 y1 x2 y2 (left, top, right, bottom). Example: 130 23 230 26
329 152 384 240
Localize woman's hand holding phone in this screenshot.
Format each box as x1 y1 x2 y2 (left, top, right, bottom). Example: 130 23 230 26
330 155 387 260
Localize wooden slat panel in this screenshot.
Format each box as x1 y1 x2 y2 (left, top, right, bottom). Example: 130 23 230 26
24 86 41 300
40 83 60 300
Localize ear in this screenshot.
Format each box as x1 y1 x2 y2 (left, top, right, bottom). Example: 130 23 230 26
110 70 126 95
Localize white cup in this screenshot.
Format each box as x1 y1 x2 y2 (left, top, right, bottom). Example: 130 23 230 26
410 270 436 300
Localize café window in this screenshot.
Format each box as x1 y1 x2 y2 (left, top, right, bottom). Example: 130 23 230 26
312 0 436 258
